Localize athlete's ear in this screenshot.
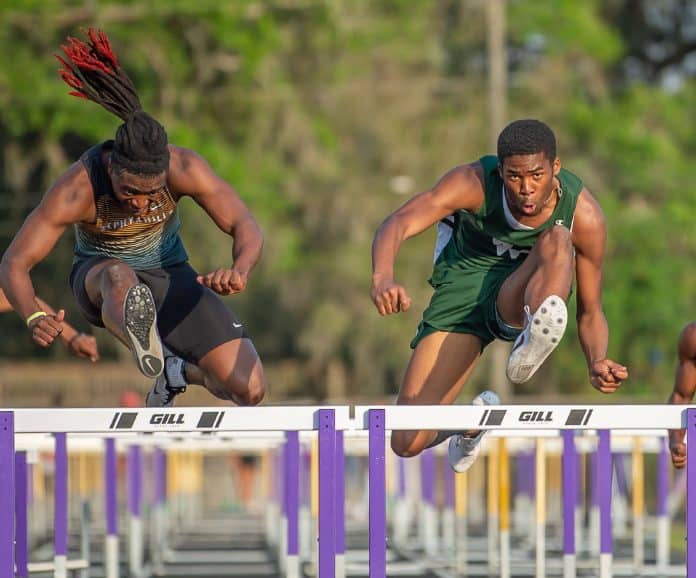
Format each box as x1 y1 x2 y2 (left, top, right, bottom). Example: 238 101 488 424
552 157 561 176
497 162 503 179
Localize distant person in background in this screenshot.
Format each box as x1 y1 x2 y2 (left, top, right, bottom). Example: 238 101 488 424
371 119 627 473
229 453 259 513
0 29 266 408
667 321 696 469
119 389 144 408
0 287 98 361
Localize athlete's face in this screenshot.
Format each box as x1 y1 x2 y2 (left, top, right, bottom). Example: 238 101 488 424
109 167 168 216
498 153 560 218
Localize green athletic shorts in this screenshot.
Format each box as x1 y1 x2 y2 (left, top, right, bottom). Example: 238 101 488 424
410 262 524 351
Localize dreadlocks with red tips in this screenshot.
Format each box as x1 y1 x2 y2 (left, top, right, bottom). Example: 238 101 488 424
56 28 170 176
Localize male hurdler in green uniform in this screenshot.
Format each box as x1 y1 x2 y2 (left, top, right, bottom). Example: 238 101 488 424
371 119 627 471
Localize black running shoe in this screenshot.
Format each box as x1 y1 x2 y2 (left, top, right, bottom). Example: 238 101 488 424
124 284 163 378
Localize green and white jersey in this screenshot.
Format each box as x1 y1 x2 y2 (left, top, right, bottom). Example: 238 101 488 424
431 155 583 283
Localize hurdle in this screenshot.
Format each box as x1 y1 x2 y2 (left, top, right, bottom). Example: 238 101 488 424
355 404 696 578
0 406 351 578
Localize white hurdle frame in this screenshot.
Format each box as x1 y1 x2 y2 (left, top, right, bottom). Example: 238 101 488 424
354 404 696 578
1 404 695 578
0 406 351 578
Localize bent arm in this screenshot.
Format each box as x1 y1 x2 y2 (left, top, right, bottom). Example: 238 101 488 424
169 148 263 276
573 190 609 364
372 163 484 281
0 165 92 323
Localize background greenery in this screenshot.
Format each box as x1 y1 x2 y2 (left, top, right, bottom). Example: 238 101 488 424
0 0 693 402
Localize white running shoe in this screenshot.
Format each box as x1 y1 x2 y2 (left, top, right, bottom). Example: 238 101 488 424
506 295 567 384
448 390 501 473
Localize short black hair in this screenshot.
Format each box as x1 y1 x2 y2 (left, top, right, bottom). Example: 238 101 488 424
497 119 556 163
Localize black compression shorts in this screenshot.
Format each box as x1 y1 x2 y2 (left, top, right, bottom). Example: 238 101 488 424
69 257 248 364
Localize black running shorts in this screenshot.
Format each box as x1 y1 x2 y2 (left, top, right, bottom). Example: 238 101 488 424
69 257 248 364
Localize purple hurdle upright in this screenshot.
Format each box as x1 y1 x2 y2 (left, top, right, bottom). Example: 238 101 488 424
421 448 438 555
688 408 696 575
128 445 143 577
284 431 300 578
318 409 336 578
368 409 386 578
0 411 14 578
562 430 577 578
15 451 29 578
104 438 119 578
54 432 69 578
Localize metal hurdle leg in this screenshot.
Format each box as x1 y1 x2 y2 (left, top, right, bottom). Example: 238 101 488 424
54 433 69 578
535 438 546 578
442 455 456 552
0 411 14 578
335 430 346 578
656 438 670 572
499 439 511 578
285 431 300 578
562 431 577 578
631 438 645 574
687 408 696 577
318 409 336 578
368 409 386 578
597 430 613 578
421 448 438 557
16 450 29 578
151 447 167 575
128 445 143 578
104 438 119 578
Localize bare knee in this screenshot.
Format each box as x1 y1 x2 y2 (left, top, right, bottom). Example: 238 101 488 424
238 376 266 406
218 371 266 406
101 262 138 296
536 225 572 260
390 431 425 458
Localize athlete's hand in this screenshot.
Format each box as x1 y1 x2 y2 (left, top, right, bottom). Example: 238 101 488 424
371 277 412 315
28 309 65 348
67 333 100 362
197 268 248 295
670 438 687 469
589 358 628 393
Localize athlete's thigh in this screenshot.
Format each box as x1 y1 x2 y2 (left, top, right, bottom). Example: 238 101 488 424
81 258 129 306
152 263 247 364
495 257 537 327
197 337 264 390
398 331 482 406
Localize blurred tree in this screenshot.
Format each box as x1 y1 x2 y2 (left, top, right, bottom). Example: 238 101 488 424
0 0 692 402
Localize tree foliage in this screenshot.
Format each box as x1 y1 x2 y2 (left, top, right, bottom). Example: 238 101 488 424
0 0 693 400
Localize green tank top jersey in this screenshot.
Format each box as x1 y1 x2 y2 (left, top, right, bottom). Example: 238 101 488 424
412 155 583 350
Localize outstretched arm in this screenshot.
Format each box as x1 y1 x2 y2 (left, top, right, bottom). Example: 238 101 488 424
668 322 696 468
168 148 263 295
572 189 628 393
371 163 484 315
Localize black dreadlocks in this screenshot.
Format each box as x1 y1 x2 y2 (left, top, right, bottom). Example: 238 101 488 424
56 29 169 175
